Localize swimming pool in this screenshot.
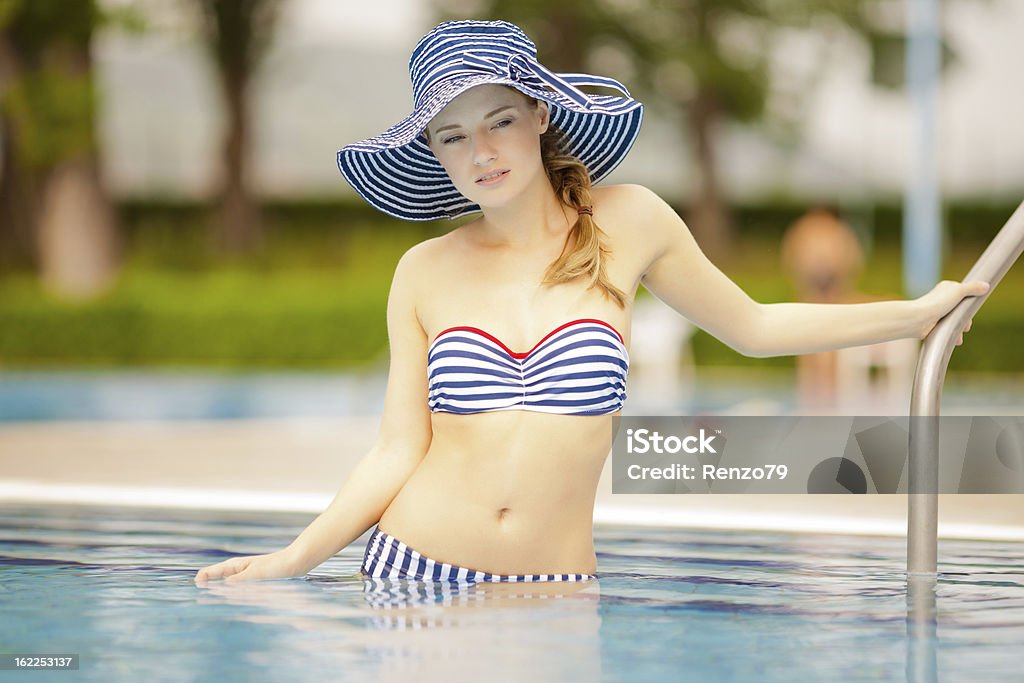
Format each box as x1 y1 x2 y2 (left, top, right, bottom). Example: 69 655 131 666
2 369 1022 422
3 503 1022 682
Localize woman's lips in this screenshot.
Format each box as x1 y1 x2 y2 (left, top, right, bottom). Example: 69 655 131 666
475 169 510 185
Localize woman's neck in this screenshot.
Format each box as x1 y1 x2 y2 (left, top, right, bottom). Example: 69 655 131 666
472 176 575 251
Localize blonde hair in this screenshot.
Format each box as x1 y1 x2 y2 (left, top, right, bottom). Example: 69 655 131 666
538 121 627 309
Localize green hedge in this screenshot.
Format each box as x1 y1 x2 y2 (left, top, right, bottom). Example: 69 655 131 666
0 270 388 367
0 198 1020 370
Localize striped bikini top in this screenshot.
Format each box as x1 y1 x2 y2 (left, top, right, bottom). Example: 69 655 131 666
427 318 629 416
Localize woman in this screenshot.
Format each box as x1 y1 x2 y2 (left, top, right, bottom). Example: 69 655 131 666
195 20 987 584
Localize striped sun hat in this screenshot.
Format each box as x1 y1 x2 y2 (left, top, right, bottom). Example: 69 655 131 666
336 19 644 222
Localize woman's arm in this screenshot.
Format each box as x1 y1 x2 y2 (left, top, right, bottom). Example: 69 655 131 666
750 280 985 357
195 244 434 582
628 184 987 357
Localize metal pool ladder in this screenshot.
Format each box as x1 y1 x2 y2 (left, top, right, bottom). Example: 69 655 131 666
908 199 1024 574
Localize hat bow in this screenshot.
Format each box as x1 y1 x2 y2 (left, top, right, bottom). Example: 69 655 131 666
460 52 595 108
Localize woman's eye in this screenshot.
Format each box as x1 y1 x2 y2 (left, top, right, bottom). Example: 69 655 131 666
493 119 513 129
442 135 464 145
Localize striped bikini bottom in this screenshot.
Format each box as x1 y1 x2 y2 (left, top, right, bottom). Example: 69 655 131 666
360 524 597 583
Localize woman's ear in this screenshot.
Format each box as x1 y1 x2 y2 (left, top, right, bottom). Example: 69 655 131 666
537 101 550 134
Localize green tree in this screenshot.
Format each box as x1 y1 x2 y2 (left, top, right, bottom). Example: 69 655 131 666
432 0 965 261
194 0 281 253
0 0 120 298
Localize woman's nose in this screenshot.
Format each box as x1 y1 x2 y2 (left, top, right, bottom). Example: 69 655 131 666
472 137 497 166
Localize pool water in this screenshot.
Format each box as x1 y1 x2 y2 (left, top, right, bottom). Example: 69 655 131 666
3 370 1022 423
0 371 386 422
2 503 1023 682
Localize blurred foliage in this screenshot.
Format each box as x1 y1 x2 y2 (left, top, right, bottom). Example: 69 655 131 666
0 0 137 277
0 0 97 53
194 0 281 79
0 269 387 367
0 0 137 168
2 65 95 169
0 199 1020 370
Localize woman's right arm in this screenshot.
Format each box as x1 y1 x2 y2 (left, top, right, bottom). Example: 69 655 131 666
195 245 433 583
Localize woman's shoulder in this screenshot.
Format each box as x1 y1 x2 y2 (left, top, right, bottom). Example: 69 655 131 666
391 228 471 285
593 183 666 222
592 184 683 278
391 235 440 284
592 183 672 238
593 182 659 203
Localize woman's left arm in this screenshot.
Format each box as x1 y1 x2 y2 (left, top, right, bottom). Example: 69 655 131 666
626 185 989 358
750 282 987 357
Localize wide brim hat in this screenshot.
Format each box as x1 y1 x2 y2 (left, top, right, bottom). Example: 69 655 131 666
337 20 644 222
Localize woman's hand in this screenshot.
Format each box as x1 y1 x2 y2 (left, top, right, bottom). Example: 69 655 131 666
915 280 990 345
194 549 305 584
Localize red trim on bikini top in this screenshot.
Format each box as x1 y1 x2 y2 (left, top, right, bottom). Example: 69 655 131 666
430 318 625 360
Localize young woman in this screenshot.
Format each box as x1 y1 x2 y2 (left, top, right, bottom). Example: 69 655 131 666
195 20 987 585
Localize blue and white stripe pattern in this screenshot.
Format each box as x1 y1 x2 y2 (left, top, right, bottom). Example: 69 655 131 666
427 318 628 416
337 20 644 222
361 525 597 583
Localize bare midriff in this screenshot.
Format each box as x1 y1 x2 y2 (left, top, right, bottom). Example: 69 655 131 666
377 410 615 576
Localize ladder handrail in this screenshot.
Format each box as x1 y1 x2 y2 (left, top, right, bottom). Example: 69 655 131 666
908 199 1024 574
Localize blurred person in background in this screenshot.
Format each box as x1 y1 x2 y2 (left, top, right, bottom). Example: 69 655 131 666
782 206 919 413
781 205 864 411
196 20 987 585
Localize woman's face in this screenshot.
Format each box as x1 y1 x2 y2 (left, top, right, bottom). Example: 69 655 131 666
425 85 550 209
